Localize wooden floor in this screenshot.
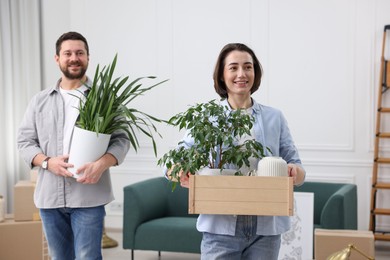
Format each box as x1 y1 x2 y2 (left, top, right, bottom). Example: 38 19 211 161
102 229 390 260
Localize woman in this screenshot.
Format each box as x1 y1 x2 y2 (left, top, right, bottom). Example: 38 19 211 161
178 43 305 259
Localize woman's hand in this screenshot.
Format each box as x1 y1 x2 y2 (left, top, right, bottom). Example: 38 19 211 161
166 167 191 188
179 171 190 188
287 164 305 186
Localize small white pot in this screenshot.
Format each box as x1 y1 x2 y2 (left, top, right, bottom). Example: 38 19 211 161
68 127 111 178
257 157 288 177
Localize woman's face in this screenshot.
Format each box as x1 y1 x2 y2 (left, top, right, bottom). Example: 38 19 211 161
223 50 255 98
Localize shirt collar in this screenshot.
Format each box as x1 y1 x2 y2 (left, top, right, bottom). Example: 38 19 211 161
52 77 92 93
220 98 262 115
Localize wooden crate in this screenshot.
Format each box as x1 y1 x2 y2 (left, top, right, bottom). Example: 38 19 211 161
188 175 293 216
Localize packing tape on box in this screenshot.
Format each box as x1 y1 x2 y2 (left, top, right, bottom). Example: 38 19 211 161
32 212 41 221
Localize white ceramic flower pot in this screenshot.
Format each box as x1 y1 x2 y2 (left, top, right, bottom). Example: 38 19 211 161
68 127 111 178
257 157 288 177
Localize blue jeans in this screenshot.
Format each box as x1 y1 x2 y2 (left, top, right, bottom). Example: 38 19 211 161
201 216 281 260
40 206 105 260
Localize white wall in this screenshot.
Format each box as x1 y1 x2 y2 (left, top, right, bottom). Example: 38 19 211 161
40 0 390 230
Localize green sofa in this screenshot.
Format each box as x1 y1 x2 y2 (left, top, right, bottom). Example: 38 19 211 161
123 177 201 259
294 181 358 230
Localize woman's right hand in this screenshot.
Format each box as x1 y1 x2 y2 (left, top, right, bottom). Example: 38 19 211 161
179 171 190 188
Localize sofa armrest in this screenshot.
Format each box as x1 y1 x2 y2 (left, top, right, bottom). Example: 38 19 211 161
320 184 357 229
123 177 169 249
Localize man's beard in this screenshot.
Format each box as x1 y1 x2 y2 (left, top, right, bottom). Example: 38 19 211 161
60 63 87 80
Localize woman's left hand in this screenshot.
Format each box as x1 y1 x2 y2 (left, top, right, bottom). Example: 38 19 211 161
287 164 305 186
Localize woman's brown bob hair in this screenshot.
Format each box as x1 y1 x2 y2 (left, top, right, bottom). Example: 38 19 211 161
213 43 263 98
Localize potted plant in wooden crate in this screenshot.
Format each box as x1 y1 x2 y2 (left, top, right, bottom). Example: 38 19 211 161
68 54 168 177
158 99 293 216
158 99 269 183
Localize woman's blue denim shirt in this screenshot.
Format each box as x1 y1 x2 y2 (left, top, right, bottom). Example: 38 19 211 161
178 98 305 236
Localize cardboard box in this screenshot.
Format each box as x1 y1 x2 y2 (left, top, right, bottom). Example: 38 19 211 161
315 229 375 260
14 180 40 221
188 175 293 216
0 218 49 260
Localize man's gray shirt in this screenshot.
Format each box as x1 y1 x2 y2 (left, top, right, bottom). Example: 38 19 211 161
17 79 130 208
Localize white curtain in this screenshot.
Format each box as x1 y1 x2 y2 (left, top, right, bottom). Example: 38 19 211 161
0 0 42 213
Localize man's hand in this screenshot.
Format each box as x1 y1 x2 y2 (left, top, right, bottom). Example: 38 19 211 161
76 161 105 184
76 153 117 184
43 155 74 177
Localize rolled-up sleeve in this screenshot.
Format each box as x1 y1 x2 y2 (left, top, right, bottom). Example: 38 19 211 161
106 129 130 165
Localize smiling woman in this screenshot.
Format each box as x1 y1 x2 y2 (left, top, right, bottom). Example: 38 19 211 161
159 42 305 259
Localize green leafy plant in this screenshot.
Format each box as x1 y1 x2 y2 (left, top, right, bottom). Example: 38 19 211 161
158 99 271 188
74 54 168 156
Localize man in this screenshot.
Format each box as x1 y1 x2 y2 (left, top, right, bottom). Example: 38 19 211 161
17 31 130 260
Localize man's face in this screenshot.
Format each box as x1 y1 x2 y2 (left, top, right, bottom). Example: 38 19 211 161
55 40 89 80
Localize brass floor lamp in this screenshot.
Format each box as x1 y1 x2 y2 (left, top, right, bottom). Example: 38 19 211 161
327 244 374 260
101 224 118 248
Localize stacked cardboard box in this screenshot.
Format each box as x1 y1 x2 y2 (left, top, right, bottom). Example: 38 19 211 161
315 228 375 260
0 170 50 259
0 217 49 260
14 180 40 221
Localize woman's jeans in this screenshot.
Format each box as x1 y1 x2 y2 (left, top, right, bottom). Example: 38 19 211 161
201 215 281 260
40 206 105 260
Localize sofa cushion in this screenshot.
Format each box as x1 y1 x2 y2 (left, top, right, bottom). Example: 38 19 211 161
135 217 201 253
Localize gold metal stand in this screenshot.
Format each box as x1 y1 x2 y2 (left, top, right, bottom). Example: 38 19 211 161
327 244 374 260
102 228 118 248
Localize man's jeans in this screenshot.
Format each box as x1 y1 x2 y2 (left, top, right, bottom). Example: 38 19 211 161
201 215 281 260
40 206 105 260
